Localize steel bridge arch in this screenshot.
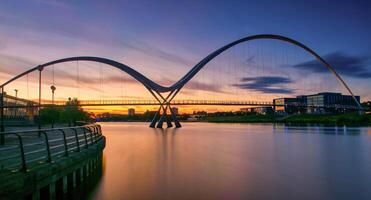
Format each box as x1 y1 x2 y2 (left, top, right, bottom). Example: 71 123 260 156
0 34 362 109
0 34 363 130
0 56 168 92
167 34 362 109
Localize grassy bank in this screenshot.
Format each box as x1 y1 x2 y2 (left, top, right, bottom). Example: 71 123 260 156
202 113 371 125
202 114 276 123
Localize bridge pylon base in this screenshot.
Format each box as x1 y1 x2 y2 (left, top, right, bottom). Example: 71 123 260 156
149 104 181 129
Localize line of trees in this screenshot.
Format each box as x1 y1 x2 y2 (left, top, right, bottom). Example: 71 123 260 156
38 98 92 126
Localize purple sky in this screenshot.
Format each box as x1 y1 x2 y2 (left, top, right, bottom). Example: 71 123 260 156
0 0 370 102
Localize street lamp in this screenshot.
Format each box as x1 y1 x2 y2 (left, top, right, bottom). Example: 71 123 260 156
50 85 56 128
50 85 56 104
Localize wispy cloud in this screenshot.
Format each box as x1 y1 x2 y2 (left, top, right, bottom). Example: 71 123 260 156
293 51 371 79
120 39 193 66
157 77 225 93
33 0 73 10
0 54 37 79
232 76 294 94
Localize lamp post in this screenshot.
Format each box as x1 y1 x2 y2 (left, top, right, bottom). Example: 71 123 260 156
50 85 56 128
14 89 18 118
50 85 56 104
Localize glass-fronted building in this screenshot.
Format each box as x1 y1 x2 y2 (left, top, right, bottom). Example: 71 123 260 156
273 92 360 114
273 97 306 114
306 92 360 114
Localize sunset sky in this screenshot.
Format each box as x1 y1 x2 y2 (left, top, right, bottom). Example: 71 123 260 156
0 0 370 114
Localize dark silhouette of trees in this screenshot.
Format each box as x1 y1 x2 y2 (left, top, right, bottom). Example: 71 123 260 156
39 98 92 126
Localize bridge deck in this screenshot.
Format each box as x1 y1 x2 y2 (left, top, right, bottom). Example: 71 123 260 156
3 99 274 108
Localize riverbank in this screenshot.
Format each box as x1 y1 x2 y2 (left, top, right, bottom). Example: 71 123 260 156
202 113 371 126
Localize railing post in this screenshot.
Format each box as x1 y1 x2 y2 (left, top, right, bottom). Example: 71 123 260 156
87 127 94 144
58 129 69 156
82 127 88 148
93 126 98 143
98 125 102 135
72 128 80 152
15 133 27 171
40 131 52 162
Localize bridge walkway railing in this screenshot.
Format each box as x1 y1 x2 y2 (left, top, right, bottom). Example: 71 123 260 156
0 124 103 172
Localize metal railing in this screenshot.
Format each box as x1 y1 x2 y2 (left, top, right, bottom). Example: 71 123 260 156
3 99 273 108
0 124 103 172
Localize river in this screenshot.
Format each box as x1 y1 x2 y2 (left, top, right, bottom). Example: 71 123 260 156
90 122 371 200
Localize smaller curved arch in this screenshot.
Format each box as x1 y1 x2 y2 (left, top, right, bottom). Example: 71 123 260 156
1 56 168 92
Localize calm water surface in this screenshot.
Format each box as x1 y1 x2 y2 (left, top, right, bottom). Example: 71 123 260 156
91 122 371 200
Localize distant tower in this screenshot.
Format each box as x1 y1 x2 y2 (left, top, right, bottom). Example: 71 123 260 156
171 107 179 115
128 108 135 116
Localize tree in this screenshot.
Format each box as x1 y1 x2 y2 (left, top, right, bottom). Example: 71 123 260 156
38 107 61 125
39 98 92 126
62 98 91 126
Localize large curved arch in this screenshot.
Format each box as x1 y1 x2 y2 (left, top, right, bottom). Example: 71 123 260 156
0 34 363 130
168 34 362 109
0 56 168 92
0 34 362 109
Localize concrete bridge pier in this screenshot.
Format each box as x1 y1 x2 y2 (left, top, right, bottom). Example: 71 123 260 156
22 151 104 200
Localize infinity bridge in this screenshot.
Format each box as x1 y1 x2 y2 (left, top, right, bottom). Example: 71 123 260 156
0 34 362 129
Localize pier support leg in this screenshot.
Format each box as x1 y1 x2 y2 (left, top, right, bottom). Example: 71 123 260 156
67 173 74 194
50 182 56 200
32 190 40 200
156 111 167 128
169 105 181 128
40 185 50 200
83 164 88 181
166 115 173 128
149 107 161 128
76 169 81 186
55 178 64 200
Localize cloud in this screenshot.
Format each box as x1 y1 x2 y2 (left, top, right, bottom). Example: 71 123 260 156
184 81 224 93
33 0 73 9
293 52 371 79
120 39 193 66
0 54 37 80
232 76 294 94
157 77 224 93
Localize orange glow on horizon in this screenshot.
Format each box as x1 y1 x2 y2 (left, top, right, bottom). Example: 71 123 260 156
82 105 252 115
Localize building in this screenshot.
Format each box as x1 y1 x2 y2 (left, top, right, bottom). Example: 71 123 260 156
240 107 273 115
273 92 360 114
171 107 179 115
306 92 360 114
273 97 306 114
128 108 135 116
0 92 38 121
